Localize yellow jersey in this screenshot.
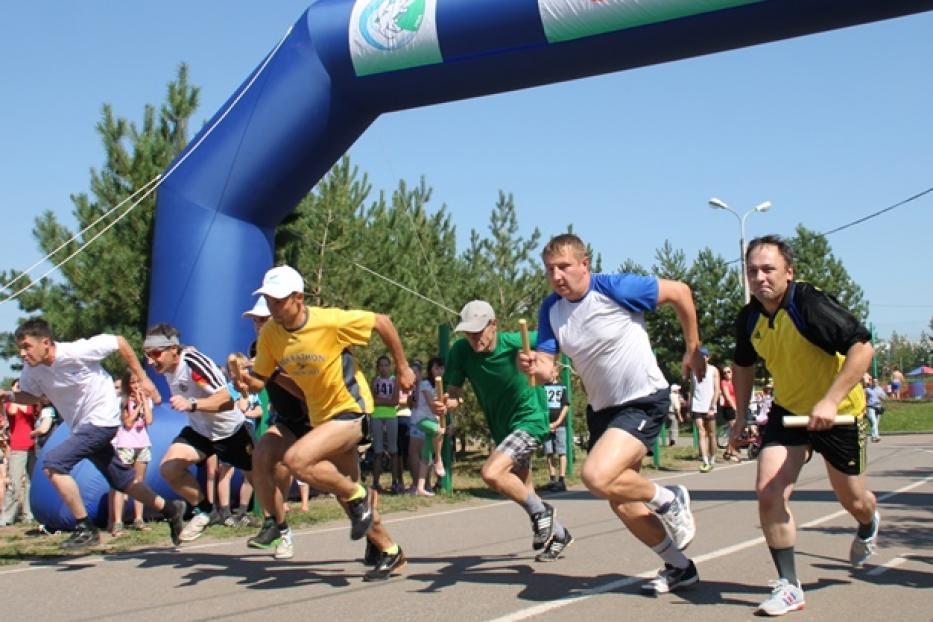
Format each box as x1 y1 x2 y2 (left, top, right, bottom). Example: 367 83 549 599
254 306 375 426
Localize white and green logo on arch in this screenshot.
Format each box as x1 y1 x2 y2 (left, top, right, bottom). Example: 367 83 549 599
350 0 442 76
538 0 765 43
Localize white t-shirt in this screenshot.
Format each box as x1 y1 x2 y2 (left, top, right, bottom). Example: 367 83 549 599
163 347 243 441
410 379 436 427
537 273 668 411
20 335 121 430
691 368 717 413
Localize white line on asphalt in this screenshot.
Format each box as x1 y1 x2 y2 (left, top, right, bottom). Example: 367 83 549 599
484 474 933 622
866 556 908 576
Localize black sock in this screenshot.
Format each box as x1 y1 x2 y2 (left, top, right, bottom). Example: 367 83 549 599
277 521 288 532
75 516 94 530
161 502 180 518
857 514 877 539
196 499 213 514
550 475 557 482
769 546 798 585
559 476 565 483
220 505 232 518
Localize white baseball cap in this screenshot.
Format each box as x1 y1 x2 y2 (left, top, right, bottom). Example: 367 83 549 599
242 296 271 318
253 265 304 299
454 300 496 333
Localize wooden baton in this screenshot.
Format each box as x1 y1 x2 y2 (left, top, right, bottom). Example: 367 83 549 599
435 376 446 432
518 319 536 387
782 415 855 428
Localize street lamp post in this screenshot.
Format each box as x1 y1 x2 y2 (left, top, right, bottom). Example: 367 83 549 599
708 197 772 304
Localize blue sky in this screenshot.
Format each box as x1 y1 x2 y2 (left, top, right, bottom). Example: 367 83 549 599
1 2 931 366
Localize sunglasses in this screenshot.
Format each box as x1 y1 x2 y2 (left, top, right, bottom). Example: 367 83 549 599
144 348 168 360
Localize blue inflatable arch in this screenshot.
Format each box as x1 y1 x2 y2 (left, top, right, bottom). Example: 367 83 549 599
150 0 933 362
32 0 933 529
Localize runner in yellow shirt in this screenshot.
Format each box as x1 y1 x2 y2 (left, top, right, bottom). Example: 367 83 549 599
239 265 415 581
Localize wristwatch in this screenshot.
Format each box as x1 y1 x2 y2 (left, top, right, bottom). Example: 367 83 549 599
188 397 198 412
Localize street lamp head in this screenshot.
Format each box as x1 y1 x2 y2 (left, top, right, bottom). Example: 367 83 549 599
754 200 773 213
708 197 728 210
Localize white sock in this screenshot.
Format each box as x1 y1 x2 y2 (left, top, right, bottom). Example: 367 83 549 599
645 484 675 512
651 535 690 569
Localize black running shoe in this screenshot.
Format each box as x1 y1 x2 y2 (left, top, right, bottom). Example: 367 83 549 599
348 488 374 541
247 517 282 549
535 528 574 562
363 547 407 582
530 503 556 550
640 560 700 594
164 500 187 547
364 539 380 566
61 524 100 550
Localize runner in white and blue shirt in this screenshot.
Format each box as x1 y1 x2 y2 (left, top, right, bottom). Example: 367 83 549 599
519 233 707 595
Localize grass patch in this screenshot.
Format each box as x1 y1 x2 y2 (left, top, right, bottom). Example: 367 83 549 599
879 400 933 433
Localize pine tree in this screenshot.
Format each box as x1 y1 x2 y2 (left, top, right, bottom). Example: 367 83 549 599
788 225 868 321
0 65 199 372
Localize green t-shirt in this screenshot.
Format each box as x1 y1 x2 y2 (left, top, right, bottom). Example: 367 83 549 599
443 331 549 445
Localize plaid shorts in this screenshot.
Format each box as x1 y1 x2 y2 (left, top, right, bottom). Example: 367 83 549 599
495 430 539 473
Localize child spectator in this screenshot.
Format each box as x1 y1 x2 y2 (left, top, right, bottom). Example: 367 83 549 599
109 371 154 535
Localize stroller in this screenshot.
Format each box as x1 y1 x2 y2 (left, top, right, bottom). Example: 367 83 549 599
718 409 762 460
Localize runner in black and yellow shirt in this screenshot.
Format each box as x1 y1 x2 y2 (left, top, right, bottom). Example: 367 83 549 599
240 265 414 582
731 235 878 616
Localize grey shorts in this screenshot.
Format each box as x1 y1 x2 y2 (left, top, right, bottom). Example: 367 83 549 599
371 416 398 454
495 430 539 473
543 428 567 455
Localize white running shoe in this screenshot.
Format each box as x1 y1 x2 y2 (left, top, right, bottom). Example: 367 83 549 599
274 528 294 560
179 511 211 542
850 510 880 567
657 485 696 550
757 579 805 616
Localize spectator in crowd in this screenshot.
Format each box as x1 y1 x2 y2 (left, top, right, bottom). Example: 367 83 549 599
542 367 570 492
690 348 720 472
890 367 904 400
863 375 886 443
720 365 741 463
109 370 154 535
370 355 401 494
410 357 445 496
0 408 8 523
667 384 683 446
2 380 39 525
217 352 262 527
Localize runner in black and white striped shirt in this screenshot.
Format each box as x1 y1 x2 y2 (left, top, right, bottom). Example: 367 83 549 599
145 323 254 543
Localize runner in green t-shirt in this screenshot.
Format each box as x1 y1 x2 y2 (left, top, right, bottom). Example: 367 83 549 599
432 300 573 562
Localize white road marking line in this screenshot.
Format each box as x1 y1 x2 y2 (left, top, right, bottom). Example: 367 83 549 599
866 556 908 576
485 474 933 622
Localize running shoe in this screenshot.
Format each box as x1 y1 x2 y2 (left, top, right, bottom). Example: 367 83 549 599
535 528 574 562
247 518 281 549
656 485 696 550
179 511 211 542
363 547 407 581
757 579 805 616
699 462 713 473
640 560 699 594
364 539 380 566
164 500 186 546
530 503 557 550
850 510 880 568
61 524 100 550
348 487 374 540
274 528 294 560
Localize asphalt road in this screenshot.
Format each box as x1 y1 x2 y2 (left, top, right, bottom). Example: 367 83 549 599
3 434 931 621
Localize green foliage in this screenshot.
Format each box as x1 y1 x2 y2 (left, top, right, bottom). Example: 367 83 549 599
0 64 198 375
788 224 868 321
